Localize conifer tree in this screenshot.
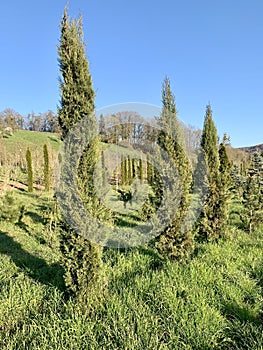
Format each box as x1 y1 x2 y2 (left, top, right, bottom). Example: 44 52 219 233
242 152 263 233
196 105 230 240
43 144 50 192
121 155 128 185
57 8 102 300
230 164 245 197
156 77 193 260
129 156 133 184
139 157 144 183
58 8 95 139
132 157 136 179
26 147 33 193
126 156 131 185
217 141 232 235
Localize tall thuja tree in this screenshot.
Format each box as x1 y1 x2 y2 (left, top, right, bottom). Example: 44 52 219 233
156 77 193 260
26 147 33 193
43 144 50 191
58 8 95 138
196 104 229 241
57 8 102 300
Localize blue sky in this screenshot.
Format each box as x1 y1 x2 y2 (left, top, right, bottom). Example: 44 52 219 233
0 0 262 147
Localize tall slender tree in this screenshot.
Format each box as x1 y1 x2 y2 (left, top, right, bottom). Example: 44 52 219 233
196 104 231 241
57 8 102 300
43 144 50 192
26 147 33 193
58 8 95 139
156 77 193 260
139 157 144 183
217 141 232 235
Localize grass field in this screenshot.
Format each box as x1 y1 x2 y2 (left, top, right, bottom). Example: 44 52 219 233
0 131 262 349
0 189 262 349
1 130 61 152
0 130 61 188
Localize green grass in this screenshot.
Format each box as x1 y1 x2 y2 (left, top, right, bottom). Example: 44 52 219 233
0 189 262 349
1 130 61 152
0 130 60 186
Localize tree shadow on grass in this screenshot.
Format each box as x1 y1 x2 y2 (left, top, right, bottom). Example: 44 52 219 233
25 211 46 225
222 300 262 325
0 230 65 292
220 301 263 350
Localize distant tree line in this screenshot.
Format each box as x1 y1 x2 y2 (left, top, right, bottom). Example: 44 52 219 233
98 111 202 155
0 108 60 135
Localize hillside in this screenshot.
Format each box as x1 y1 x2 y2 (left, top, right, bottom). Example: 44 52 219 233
0 130 61 189
238 143 263 154
0 129 61 152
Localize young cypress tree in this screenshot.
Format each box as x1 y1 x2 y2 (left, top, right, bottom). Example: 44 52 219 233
217 141 232 235
196 104 229 241
132 157 137 179
121 155 126 185
242 152 263 233
43 144 50 192
127 155 132 185
139 157 144 183
58 8 95 139
26 147 33 193
57 8 102 300
156 77 193 260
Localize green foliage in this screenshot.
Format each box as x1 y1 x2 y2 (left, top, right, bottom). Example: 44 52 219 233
121 155 126 185
0 191 24 222
26 147 33 192
43 144 50 191
57 8 102 300
120 155 133 185
131 157 136 179
138 157 144 183
138 197 155 220
58 220 102 300
230 164 246 197
127 155 132 184
196 105 232 241
155 77 194 260
242 152 263 233
217 142 233 235
58 8 95 139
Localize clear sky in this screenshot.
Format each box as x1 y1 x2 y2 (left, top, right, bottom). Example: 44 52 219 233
0 0 262 147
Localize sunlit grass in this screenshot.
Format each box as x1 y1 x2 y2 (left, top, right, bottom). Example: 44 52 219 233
0 190 262 349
